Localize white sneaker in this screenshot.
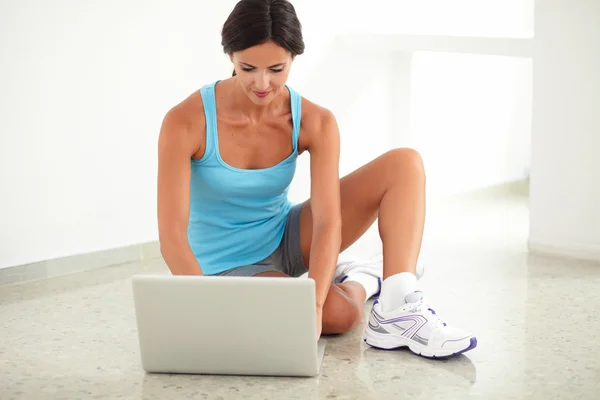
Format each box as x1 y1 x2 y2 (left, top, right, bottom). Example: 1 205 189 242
362 292 477 359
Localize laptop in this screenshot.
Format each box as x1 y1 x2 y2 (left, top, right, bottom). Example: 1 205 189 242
131 274 327 377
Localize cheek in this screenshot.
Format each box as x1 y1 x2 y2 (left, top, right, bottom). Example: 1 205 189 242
239 75 254 88
273 72 290 88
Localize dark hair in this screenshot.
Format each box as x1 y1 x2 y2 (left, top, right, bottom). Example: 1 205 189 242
221 0 305 76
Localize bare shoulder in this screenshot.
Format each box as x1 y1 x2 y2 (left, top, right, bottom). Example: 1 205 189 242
298 97 339 152
159 90 206 159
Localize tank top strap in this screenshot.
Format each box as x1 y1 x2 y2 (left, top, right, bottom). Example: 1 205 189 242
198 81 220 160
286 85 302 153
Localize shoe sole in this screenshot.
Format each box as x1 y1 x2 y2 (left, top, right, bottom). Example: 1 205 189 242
363 330 477 359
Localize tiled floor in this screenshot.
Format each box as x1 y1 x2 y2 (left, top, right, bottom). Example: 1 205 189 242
2 188 600 399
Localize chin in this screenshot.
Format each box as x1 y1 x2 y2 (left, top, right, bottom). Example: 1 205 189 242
248 89 277 105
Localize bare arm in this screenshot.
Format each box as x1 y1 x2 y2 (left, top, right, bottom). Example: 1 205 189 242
157 109 203 275
307 109 342 308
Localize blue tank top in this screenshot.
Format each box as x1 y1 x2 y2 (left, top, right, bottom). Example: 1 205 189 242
187 81 302 275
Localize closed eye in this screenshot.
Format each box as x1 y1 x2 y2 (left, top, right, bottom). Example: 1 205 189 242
239 63 285 73
241 67 283 73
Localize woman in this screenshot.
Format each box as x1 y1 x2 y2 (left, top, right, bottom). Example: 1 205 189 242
157 0 477 358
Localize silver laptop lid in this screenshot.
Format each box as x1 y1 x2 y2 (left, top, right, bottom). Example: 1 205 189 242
132 275 324 377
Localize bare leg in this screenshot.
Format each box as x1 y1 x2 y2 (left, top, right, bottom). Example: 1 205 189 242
298 148 426 332
297 149 477 356
299 148 426 280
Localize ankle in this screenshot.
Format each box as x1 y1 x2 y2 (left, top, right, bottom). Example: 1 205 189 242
379 272 418 312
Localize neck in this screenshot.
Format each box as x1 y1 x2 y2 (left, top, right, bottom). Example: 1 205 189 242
230 77 285 121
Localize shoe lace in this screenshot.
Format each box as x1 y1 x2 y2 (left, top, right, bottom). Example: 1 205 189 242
408 300 447 327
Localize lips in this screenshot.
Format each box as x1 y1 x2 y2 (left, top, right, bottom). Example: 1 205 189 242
253 91 270 98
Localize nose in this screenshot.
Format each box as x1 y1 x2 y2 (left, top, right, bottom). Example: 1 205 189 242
254 72 269 91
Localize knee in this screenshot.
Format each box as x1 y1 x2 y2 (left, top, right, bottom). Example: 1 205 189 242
338 301 362 333
322 294 363 334
385 147 425 181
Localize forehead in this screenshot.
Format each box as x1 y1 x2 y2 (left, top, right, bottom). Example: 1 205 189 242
234 41 291 65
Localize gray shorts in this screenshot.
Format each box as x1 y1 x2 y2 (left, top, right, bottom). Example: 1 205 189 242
215 203 309 278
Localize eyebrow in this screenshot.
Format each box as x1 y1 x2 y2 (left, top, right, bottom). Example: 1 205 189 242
240 62 285 68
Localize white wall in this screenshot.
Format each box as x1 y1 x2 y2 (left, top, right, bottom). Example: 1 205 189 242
287 39 396 203
335 0 534 38
1 0 535 269
296 0 534 199
529 0 600 260
410 51 532 196
0 0 234 268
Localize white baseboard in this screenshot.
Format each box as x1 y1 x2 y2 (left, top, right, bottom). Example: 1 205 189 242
0 241 161 287
528 240 600 264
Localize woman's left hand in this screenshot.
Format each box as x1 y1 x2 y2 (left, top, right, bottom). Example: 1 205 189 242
316 305 323 339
